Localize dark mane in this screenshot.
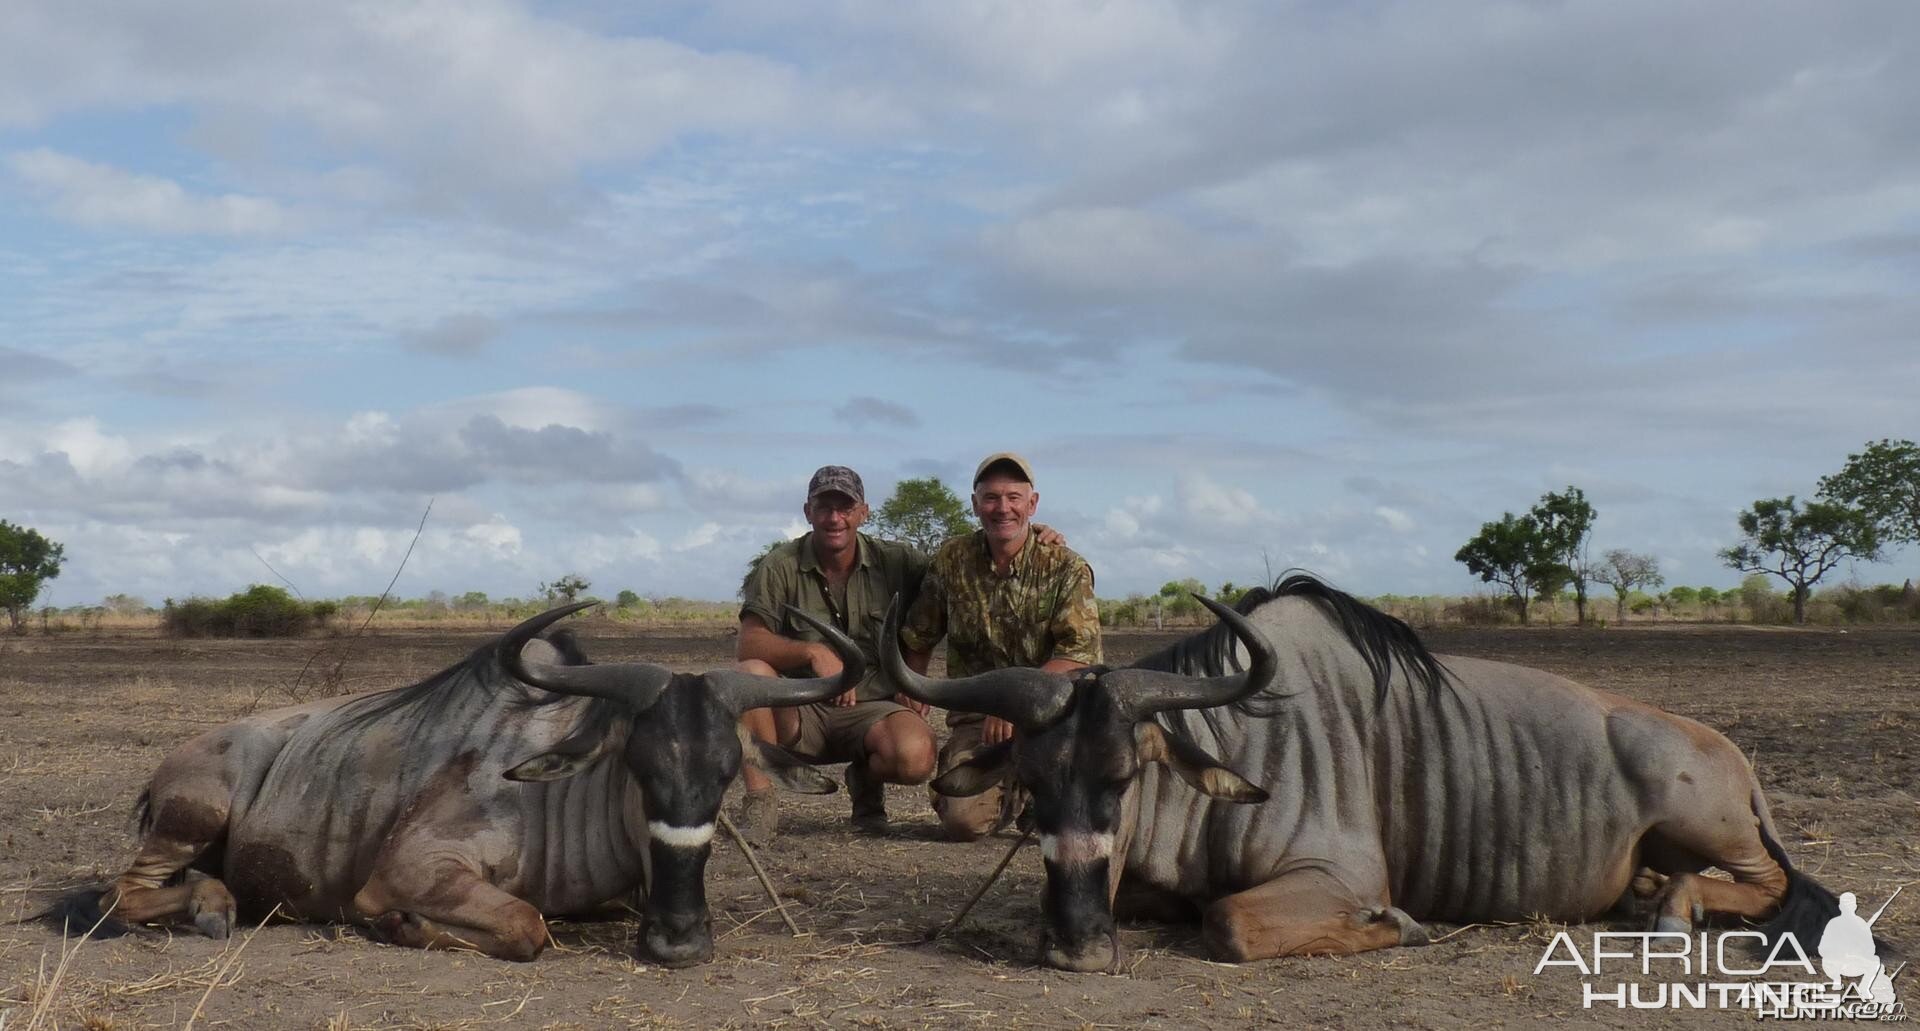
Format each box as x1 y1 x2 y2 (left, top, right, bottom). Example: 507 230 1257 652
335 631 621 737
1132 572 1452 718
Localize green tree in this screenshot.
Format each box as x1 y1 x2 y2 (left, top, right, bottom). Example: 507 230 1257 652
539 574 592 603
1719 496 1881 624
1819 438 1920 549
455 590 489 611
1455 512 1559 623
1531 487 1597 624
615 589 641 609
1594 549 1663 622
1156 578 1207 620
871 477 973 554
0 521 65 632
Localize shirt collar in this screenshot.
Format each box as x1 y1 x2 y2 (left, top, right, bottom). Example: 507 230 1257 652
974 526 1039 578
800 531 872 575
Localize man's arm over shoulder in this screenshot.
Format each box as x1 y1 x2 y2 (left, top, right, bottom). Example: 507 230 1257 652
1045 554 1103 670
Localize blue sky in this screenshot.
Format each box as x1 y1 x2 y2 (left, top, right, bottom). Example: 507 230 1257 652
3 0 1916 607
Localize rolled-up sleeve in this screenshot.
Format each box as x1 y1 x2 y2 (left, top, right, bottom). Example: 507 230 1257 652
739 551 791 631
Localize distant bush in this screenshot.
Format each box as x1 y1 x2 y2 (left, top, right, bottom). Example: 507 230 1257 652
1099 594 1153 628
1447 595 1516 626
1738 573 1789 624
1819 582 1920 624
163 585 339 638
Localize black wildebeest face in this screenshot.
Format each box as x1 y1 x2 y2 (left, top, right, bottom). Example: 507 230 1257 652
499 601 860 967
882 596 1273 972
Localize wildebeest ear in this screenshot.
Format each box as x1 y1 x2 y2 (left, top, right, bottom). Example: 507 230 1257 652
1135 723 1268 804
737 729 839 795
504 724 611 783
930 741 1013 797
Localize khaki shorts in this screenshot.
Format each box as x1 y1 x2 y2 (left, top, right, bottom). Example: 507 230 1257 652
931 720 1016 840
789 699 911 764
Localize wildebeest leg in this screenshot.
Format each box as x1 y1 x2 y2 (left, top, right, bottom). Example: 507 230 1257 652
1201 867 1425 961
102 794 239 938
353 864 549 962
1113 878 1199 925
1644 815 1788 931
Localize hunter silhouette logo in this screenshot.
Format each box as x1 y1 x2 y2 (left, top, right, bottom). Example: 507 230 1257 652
1534 885 1907 1020
1821 890 1903 1006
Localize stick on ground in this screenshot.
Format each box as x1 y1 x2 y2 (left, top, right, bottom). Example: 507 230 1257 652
717 810 802 936
929 828 1033 942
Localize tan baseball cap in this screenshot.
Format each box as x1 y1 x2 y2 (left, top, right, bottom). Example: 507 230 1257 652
806 465 865 503
972 452 1036 487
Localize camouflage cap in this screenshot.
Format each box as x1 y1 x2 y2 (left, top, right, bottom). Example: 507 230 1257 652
972 451 1036 487
807 464 865 504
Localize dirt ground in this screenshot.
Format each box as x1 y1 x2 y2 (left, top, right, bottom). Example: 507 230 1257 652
1 620 1915 1029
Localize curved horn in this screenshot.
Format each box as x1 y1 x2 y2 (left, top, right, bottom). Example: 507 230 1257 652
706 605 867 713
1105 594 1279 718
500 601 675 710
875 595 1072 730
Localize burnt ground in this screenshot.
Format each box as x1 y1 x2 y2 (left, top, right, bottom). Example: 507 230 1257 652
1 621 1915 1029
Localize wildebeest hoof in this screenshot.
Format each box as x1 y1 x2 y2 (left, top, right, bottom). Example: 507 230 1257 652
1653 915 1690 934
1365 906 1429 946
1390 910 1430 946
192 908 233 939
371 910 416 944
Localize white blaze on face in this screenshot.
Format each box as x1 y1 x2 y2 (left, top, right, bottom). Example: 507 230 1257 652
1039 831 1114 868
646 820 715 849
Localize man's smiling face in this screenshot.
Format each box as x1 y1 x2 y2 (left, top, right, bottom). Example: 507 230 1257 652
804 491 866 552
972 474 1038 548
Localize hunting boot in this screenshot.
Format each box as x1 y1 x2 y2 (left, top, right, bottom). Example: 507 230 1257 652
736 787 778 846
846 760 888 833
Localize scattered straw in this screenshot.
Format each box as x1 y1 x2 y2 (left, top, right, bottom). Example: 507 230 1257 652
180 903 278 1031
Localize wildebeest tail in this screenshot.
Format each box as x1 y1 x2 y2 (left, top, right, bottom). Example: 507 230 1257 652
47 890 132 940
1753 817 1836 952
1751 804 1895 958
134 785 154 835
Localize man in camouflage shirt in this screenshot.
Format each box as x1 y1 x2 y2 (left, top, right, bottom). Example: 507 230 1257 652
900 452 1102 841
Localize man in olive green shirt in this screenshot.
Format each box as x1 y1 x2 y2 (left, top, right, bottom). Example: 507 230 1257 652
900 452 1102 841
737 465 937 837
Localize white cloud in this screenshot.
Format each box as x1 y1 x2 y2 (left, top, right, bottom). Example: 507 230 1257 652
8 148 296 235
1375 506 1416 534
676 522 723 553
1180 471 1265 529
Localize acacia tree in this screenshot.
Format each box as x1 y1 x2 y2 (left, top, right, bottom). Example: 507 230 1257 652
1456 512 1553 623
1532 486 1597 624
871 477 972 554
1594 549 1664 622
0 520 65 632
539 573 592 603
1819 438 1920 553
1719 496 1880 624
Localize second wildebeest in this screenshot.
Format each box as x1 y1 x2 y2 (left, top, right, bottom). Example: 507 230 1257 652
84 602 860 965
880 576 1845 972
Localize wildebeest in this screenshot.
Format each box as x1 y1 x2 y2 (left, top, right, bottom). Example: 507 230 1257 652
880 576 1841 972
82 602 861 966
